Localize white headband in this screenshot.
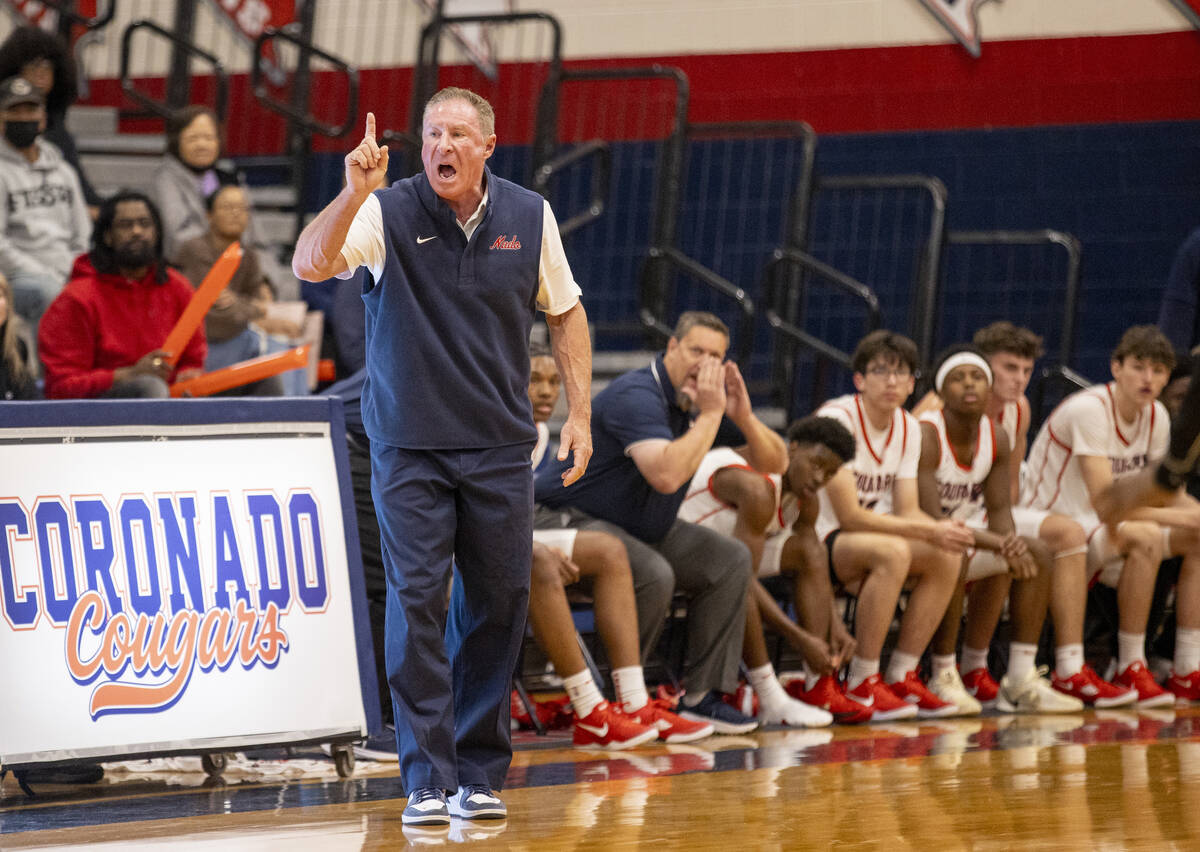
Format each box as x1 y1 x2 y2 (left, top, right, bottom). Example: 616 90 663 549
935 352 993 393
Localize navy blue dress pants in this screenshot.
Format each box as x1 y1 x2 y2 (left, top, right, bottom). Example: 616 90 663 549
371 442 533 793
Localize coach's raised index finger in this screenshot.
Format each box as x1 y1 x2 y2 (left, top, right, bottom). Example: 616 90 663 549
365 112 375 141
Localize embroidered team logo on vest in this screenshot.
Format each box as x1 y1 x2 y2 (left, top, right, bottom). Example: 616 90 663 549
490 235 522 250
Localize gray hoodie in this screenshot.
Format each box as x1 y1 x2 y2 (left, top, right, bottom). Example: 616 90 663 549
0 137 91 290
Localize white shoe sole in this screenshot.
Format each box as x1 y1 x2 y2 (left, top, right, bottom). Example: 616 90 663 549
678 710 759 735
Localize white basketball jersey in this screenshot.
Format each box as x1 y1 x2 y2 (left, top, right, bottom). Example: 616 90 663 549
918 410 995 524
814 394 920 539
678 447 795 537
995 399 1021 454
532 421 550 470
1024 382 1168 524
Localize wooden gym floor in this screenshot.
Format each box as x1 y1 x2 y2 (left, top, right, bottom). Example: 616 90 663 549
4 706 1200 849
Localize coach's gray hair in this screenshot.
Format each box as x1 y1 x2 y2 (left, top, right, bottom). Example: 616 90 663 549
424 87 496 138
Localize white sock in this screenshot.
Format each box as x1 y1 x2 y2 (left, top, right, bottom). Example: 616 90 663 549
1176 627 1200 675
612 665 649 712
1006 642 1038 682
886 650 921 684
563 669 604 719
1056 644 1084 678
931 653 957 679
682 690 706 708
848 657 879 690
961 645 989 674
748 663 788 712
1118 631 1146 672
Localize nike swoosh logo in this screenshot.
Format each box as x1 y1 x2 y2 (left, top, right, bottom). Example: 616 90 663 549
852 694 874 708
417 235 438 244
576 722 609 737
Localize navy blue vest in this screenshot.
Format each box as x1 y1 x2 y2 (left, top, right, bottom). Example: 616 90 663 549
360 168 545 449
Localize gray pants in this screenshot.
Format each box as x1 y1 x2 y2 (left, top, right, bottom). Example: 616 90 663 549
534 505 751 697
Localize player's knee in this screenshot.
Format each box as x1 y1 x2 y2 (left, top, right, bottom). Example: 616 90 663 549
1121 520 1165 562
1040 515 1087 553
876 536 912 573
530 548 563 589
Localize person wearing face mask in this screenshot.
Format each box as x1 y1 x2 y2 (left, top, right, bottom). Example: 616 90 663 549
0 26 100 214
0 75 91 330
37 190 205 399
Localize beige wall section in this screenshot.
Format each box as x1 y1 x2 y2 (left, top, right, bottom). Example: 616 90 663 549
541 0 1190 58
46 0 1200 80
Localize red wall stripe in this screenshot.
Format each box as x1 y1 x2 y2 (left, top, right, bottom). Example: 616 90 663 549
87 30 1200 155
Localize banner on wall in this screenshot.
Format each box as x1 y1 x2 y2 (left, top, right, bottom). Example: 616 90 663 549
6 0 98 31
0 407 369 767
205 0 296 85
916 0 1001 59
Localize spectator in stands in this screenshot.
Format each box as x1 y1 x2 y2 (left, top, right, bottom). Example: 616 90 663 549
38 190 205 399
0 26 100 214
535 311 783 734
153 106 297 298
0 75 90 328
174 184 293 394
678 416 868 724
0 272 36 400
153 106 239 261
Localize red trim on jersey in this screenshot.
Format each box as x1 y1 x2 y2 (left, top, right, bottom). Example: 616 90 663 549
1106 383 1135 447
700 463 781 527
943 412 979 473
855 394 895 465
988 417 997 465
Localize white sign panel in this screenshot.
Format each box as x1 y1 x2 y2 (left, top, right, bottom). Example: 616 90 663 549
0 419 366 766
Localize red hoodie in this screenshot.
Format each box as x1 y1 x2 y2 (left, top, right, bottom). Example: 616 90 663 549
39 255 207 399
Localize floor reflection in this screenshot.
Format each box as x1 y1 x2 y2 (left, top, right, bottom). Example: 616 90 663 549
4 709 1200 849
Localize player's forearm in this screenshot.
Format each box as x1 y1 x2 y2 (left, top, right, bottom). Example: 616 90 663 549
292 186 368 281
547 301 592 422
735 415 787 474
644 410 723 493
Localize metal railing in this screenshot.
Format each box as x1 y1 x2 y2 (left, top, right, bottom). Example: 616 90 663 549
940 229 1082 365
532 138 611 239
807 174 948 364
120 19 228 121
763 248 882 417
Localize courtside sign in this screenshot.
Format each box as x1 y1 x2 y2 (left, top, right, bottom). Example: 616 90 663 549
0 400 372 767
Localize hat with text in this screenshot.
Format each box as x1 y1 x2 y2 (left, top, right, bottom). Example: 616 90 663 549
0 76 44 110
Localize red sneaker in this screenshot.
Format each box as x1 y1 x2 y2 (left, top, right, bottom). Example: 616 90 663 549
721 682 759 718
960 667 1000 706
794 674 874 724
887 670 959 719
1050 664 1137 708
572 701 658 750
1113 661 1174 708
624 697 714 743
846 673 917 721
1167 669 1200 703
510 691 573 730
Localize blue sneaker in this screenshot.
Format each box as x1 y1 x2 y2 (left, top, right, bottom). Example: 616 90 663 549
402 787 450 826
448 785 507 820
678 691 760 735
